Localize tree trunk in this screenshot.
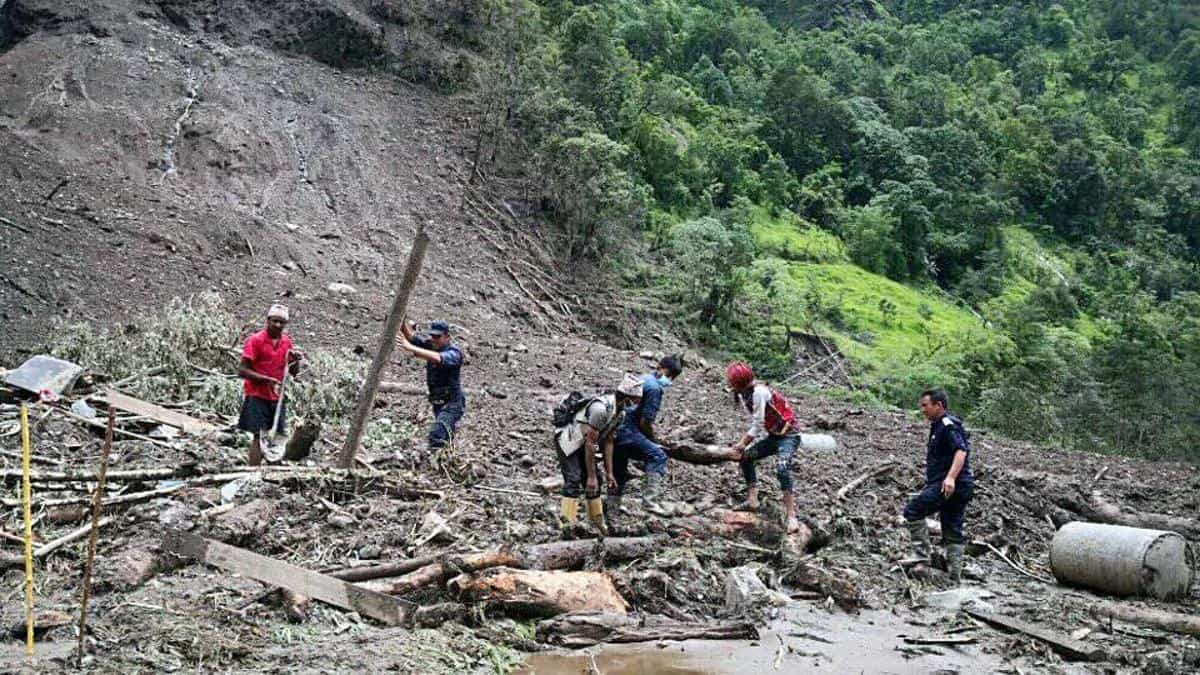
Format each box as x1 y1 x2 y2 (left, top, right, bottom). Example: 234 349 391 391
338 225 429 468
448 568 628 618
661 441 737 465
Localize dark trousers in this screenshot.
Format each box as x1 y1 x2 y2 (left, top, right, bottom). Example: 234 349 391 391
428 393 465 450
903 481 974 544
740 432 799 492
611 428 668 495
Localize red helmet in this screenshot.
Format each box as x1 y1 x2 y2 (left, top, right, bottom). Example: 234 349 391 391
725 361 754 391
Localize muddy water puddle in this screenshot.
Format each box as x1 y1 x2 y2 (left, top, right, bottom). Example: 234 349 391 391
519 604 1003 674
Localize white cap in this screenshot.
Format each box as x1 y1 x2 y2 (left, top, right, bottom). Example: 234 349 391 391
617 374 644 398
267 304 290 321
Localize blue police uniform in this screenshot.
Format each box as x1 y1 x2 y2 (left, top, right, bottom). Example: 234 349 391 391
903 413 974 543
413 332 465 450
611 373 669 493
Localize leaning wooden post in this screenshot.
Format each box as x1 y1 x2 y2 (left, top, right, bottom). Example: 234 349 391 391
19 402 35 661
338 223 430 469
76 407 114 666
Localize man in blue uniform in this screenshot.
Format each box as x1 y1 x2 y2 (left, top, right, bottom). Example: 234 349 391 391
395 319 465 450
902 388 974 583
607 355 684 519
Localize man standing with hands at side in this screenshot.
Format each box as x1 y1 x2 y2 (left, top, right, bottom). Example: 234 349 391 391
902 388 974 584
395 318 465 451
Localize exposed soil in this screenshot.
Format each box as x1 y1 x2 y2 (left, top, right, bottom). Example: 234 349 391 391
1 2 1199 674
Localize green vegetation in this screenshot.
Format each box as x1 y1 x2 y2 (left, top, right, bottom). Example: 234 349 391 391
463 0 1200 459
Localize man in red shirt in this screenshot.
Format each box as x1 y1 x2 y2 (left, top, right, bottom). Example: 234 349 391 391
238 304 302 465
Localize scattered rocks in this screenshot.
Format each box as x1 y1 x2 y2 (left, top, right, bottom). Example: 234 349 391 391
538 476 564 495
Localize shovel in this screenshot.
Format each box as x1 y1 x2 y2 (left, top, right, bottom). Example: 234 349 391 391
264 351 290 462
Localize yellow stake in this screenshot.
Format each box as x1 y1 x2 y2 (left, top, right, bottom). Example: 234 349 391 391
20 402 35 660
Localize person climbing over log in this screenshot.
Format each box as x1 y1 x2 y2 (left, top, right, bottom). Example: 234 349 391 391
902 388 974 583
724 362 803 534
237 304 302 466
608 354 684 522
394 319 465 451
552 375 644 537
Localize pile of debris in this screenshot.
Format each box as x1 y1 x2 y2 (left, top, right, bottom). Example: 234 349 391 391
2 336 1199 673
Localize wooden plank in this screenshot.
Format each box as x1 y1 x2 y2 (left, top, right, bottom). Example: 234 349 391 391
964 608 1105 662
102 389 220 435
162 530 414 626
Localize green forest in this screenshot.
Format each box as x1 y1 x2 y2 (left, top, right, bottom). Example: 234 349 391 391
463 0 1200 460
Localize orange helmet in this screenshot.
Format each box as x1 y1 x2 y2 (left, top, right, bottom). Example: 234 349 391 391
725 361 754 391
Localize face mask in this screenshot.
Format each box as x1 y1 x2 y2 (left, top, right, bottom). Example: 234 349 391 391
657 375 672 387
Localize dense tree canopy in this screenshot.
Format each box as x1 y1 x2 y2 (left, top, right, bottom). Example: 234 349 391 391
474 0 1200 460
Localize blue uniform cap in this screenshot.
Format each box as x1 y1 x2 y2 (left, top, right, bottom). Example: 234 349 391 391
429 320 450 336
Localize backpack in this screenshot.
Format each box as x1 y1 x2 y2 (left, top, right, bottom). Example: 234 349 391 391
739 384 796 435
765 388 796 434
552 391 594 428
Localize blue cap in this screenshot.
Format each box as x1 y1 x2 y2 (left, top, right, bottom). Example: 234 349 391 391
429 320 450 336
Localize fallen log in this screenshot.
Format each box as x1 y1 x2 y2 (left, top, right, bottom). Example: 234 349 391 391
964 608 1105 661
330 555 440 583
2 483 185 509
1089 601 1200 638
358 537 665 595
537 610 758 648
3 517 115 568
836 460 897 500
661 441 736 465
449 567 628 618
1053 491 1200 539
163 530 415 626
1 466 185 484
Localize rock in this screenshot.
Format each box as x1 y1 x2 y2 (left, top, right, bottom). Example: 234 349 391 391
923 587 996 612
724 565 785 611
813 414 846 431
1143 651 1177 675
357 544 382 560
513 344 529 353
327 282 357 295
326 512 356 529
70 399 97 418
673 502 697 517
639 351 655 359
538 476 565 495
97 548 162 592
213 499 277 544
158 500 199 530
518 454 535 467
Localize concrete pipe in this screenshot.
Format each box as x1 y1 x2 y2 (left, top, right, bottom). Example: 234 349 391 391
1049 522 1194 600
799 434 837 452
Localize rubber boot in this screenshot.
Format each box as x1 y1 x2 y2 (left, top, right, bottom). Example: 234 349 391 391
946 543 965 584
586 497 608 537
559 497 579 532
642 472 670 516
905 519 931 561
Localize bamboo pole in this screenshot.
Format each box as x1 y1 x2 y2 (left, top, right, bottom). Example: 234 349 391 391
338 223 430 468
77 408 114 665
20 403 35 661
